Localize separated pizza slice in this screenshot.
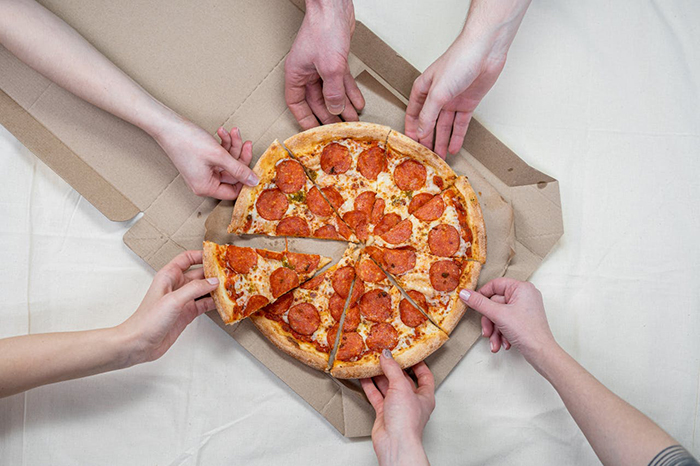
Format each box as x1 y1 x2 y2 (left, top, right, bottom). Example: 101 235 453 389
329 253 448 379
370 176 486 263
203 241 332 325
284 122 393 242
248 244 361 371
228 140 357 242
365 246 481 335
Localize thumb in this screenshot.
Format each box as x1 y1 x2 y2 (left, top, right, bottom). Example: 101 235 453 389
216 148 260 187
379 349 409 388
171 277 219 306
459 289 503 323
318 64 347 115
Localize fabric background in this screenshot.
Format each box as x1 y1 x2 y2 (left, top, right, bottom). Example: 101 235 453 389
1 1 698 464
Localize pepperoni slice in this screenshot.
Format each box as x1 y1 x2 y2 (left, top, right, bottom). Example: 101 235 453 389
256 249 283 261
394 160 426 191
373 213 400 236
320 143 351 175
429 260 460 292
400 291 428 327
428 224 460 257
225 246 258 274
322 187 344 210
333 329 364 361
342 304 361 332
301 271 326 290
380 218 413 244
275 159 305 194
434 176 444 189
270 267 300 298
366 323 399 351
354 191 376 216
244 295 269 315
276 216 310 237
332 266 355 298
357 145 386 180
370 197 385 224
256 188 288 220
359 289 392 322
263 292 294 315
356 257 385 283
414 195 445 222
285 252 320 274
408 193 434 215
349 279 365 306
313 225 340 239
329 292 346 322
288 303 320 335
337 221 354 240
382 248 416 275
343 210 369 241
307 186 333 217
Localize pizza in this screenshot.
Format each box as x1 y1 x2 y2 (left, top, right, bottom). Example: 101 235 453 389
203 241 331 324
206 122 486 378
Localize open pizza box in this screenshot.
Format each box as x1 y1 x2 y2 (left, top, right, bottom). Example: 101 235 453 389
0 0 563 437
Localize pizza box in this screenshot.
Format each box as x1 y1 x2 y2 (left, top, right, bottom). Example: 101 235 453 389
0 0 563 437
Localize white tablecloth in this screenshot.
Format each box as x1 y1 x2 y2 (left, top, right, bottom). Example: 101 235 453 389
1 1 698 464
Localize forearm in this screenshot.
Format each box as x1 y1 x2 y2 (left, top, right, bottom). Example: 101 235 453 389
375 435 429 466
536 344 678 466
0 328 133 398
0 0 176 138
459 0 531 56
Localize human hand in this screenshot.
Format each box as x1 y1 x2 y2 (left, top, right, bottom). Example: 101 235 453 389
118 250 218 365
361 351 433 466
284 0 365 129
459 278 557 369
153 116 257 200
405 0 530 158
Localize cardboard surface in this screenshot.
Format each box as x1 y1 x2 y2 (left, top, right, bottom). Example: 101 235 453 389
0 0 562 438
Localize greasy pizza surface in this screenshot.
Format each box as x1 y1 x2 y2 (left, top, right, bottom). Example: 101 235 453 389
208 122 486 378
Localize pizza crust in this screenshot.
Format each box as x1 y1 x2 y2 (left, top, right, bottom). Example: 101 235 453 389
228 139 288 233
387 130 457 187
284 122 393 154
249 314 329 371
203 241 236 324
454 176 487 264
441 260 482 335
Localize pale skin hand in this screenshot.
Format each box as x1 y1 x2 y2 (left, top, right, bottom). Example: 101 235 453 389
460 279 692 466
0 0 258 199
0 251 217 398
285 0 365 129
361 351 433 466
405 0 532 158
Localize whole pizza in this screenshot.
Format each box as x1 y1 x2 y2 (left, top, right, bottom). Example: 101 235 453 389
203 122 486 379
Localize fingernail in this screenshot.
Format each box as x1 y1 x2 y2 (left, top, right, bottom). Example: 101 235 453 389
246 173 260 186
207 277 219 285
418 126 424 137
502 341 507 349
236 127 241 139
482 327 486 337
382 349 393 359
459 289 471 302
328 103 345 115
490 341 496 352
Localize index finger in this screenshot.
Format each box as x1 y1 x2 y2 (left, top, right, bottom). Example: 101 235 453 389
405 77 430 141
412 361 434 394
285 78 320 130
167 250 203 272
478 277 520 299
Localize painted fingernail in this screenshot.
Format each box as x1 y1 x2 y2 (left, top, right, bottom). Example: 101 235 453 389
382 349 393 359
246 173 260 186
490 341 496 352
482 327 486 337
207 277 219 285
459 289 471 302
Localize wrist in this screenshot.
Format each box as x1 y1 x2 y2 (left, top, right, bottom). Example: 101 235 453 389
112 322 148 369
305 0 354 31
458 0 531 57
527 339 567 380
374 433 428 466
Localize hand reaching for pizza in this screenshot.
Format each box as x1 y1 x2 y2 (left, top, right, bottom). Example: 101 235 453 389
405 0 531 158
285 0 365 129
361 351 434 466
118 250 219 364
459 278 557 369
152 117 258 200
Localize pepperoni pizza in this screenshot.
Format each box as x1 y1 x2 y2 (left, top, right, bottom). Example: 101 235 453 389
206 122 486 378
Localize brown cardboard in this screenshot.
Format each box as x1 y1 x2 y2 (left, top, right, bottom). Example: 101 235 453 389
0 0 562 438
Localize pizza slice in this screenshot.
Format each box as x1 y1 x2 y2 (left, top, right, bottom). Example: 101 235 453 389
228 139 357 242
203 241 332 325
329 253 448 379
366 246 481 335
248 244 361 370
284 122 393 242
370 176 486 263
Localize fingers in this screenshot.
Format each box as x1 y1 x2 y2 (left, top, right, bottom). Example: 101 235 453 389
361 378 384 412
340 96 359 122
183 267 205 283
481 315 494 338
167 250 203 273
239 140 253 166
379 350 411 389
344 71 365 112
417 90 448 143
306 80 342 126
229 128 243 159
448 111 472 155
374 375 389 396
317 63 347 115
459 289 503 322
211 183 243 201
502 336 511 351
412 362 435 394
405 76 430 141
216 148 259 187
478 277 520 299
489 329 502 353
434 109 455 159
217 127 231 152
192 296 215 317
170 277 219 306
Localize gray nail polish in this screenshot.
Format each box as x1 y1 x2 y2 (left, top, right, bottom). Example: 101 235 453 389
382 349 393 359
